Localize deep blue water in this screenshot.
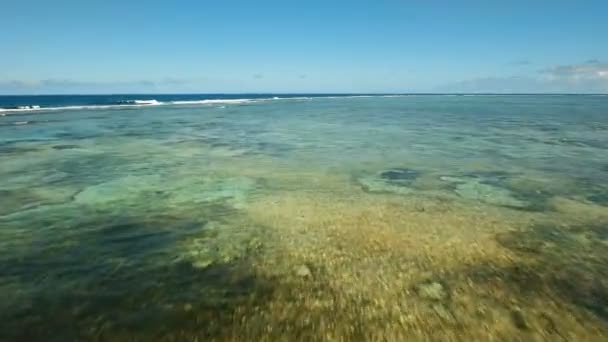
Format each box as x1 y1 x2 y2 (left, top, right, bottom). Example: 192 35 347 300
2 93 605 109
0 93 394 109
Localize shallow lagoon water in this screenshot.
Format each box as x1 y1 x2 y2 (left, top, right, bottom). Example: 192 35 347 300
1 95 608 340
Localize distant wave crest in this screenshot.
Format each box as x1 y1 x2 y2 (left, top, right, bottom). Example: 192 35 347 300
0 105 41 113
0 94 412 114
170 99 254 105
118 99 162 105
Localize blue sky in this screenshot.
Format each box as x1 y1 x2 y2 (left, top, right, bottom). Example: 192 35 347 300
1 0 607 94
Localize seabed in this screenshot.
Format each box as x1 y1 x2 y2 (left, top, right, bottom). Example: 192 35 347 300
1 97 608 340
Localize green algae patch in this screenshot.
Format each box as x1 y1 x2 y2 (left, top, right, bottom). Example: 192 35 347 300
0 187 77 216
72 174 259 211
438 173 548 210
167 176 258 209
73 174 164 205
495 222 608 322
453 179 529 209
176 221 267 269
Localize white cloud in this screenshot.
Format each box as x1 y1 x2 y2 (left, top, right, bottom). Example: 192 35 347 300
438 60 608 93
540 60 608 82
2 61 608 94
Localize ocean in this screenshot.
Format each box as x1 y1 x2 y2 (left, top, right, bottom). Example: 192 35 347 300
1 94 608 340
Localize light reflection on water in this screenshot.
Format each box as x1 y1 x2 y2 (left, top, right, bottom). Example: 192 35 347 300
1 95 607 340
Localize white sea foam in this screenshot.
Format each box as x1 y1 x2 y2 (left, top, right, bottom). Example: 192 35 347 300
0 105 42 113
0 99 253 114
0 103 159 114
0 95 411 114
321 95 407 99
169 99 254 105
0 107 40 113
133 99 161 105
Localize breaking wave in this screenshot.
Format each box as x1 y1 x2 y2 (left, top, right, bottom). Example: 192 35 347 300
0 95 411 114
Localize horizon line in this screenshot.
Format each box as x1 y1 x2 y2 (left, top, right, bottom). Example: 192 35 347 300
1 92 607 96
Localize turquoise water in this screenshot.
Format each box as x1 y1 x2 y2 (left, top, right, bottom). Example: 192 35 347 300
1 95 608 340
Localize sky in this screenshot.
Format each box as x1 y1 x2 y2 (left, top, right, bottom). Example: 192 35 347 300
1 0 607 94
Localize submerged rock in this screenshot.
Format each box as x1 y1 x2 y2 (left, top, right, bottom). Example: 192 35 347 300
358 167 420 194
510 308 529 330
295 265 312 278
415 281 448 301
454 180 529 209
192 257 214 269
179 222 267 270
439 172 532 209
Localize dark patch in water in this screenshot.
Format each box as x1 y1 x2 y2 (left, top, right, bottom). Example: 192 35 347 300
123 130 154 138
356 168 421 195
462 171 512 187
0 188 73 216
556 138 607 149
379 168 419 185
445 171 553 212
587 190 608 206
590 225 608 240
509 188 553 212
496 225 573 254
438 171 551 212
0 214 206 279
53 132 97 140
488 223 608 322
1 261 273 341
52 144 80 150
42 153 133 187
568 223 608 241
210 142 233 148
536 125 561 133
0 145 39 154
255 141 294 157
558 276 608 321
541 139 560 146
0 210 273 341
